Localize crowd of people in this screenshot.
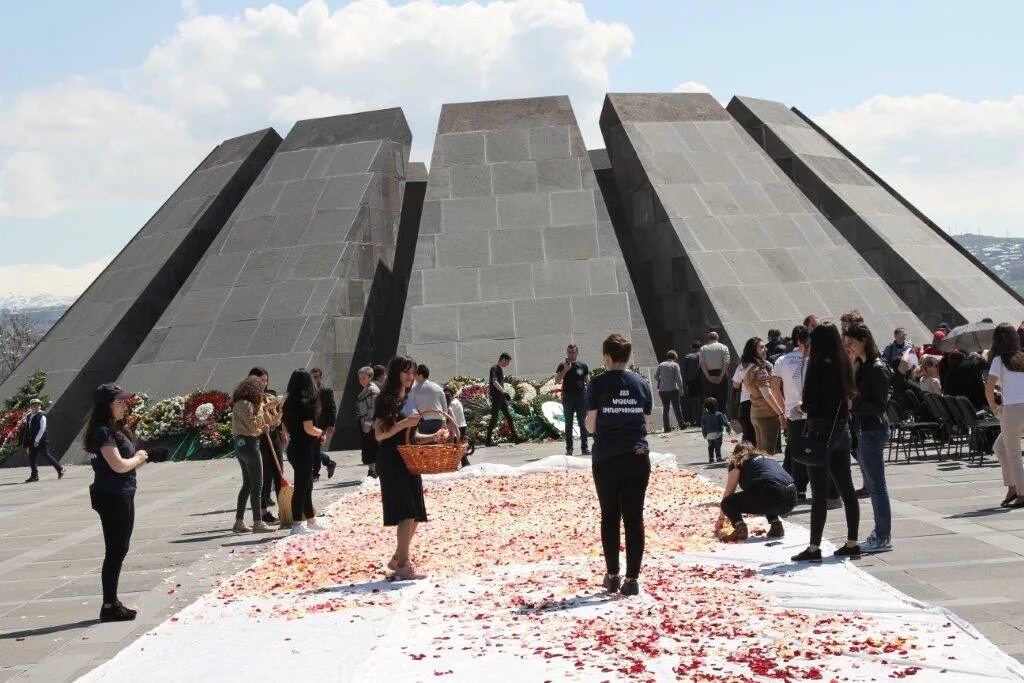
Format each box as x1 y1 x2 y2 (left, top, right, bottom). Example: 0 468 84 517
19 305 1024 619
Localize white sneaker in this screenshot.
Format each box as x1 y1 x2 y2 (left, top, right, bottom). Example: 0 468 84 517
861 533 892 553
306 520 327 532
290 524 312 536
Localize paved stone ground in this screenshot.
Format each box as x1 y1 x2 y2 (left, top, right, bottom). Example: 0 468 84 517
2 429 1023 681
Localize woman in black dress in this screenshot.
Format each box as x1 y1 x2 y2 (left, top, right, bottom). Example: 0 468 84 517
282 369 326 535
373 355 440 581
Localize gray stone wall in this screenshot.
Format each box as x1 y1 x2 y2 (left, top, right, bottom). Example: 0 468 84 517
0 129 280 459
398 96 655 381
729 96 1024 330
116 109 411 428
599 93 929 358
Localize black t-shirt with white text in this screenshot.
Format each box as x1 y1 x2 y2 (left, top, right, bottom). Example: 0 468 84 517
556 361 590 396
585 370 652 462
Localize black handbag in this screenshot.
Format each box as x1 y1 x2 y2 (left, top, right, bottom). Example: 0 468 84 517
795 403 842 467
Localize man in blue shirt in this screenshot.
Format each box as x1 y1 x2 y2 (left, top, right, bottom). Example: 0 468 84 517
556 344 590 456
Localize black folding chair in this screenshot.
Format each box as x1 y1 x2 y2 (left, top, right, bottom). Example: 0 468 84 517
922 393 954 460
887 399 938 462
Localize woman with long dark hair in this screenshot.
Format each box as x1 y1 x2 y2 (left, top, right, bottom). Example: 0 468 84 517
83 383 149 622
230 376 275 534
741 337 785 453
373 356 436 580
791 323 861 562
731 338 762 445
986 323 1024 509
585 334 653 596
282 369 325 535
249 367 282 524
844 323 894 552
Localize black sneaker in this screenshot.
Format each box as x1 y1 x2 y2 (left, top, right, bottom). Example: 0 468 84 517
100 601 137 622
767 520 784 539
791 548 822 563
326 461 337 479
262 511 279 524
796 492 808 504
715 456 723 463
834 544 861 558
57 467 66 480
581 448 590 456
24 474 38 483
565 451 574 457
619 578 640 596
460 457 470 467
602 573 621 593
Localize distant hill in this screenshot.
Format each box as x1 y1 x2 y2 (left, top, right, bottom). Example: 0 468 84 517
952 234 1024 296
0 293 74 336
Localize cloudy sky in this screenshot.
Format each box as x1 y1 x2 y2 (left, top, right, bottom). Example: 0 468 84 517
1 0 1022 297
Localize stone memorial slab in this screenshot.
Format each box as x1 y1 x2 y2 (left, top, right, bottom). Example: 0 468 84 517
599 92 928 358
398 96 655 381
0 129 280 459
728 96 1024 329
115 109 413 450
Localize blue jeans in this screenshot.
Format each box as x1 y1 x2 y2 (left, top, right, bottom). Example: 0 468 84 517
562 393 588 454
28 443 62 474
857 425 891 539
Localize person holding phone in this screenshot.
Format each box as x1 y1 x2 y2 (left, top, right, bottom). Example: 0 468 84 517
556 344 591 455
374 356 444 581
83 383 148 622
586 334 653 596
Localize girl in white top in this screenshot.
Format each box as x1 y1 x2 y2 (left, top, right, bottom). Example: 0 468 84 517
916 356 942 395
986 323 1024 509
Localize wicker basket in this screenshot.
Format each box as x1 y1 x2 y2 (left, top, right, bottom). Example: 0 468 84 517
397 410 465 475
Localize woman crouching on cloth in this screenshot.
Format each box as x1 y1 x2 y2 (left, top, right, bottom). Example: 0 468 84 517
715 442 795 542
373 356 449 581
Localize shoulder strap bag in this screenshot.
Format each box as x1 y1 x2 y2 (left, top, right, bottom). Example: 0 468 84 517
795 400 843 467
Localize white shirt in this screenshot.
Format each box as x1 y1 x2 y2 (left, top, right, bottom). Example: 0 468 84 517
989 356 1024 405
449 398 467 428
771 349 807 420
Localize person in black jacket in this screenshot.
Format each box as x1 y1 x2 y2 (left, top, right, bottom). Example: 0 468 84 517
844 324 894 554
22 399 65 482
310 368 338 481
791 323 861 563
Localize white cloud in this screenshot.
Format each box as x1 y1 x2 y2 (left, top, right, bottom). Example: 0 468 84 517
672 81 711 94
0 256 112 298
813 93 1024 236
0 78 205 219
0 0 632 230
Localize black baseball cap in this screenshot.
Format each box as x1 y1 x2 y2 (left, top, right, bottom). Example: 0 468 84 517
93 383 135 403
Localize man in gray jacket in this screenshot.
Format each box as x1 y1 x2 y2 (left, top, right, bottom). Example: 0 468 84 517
655 350 686 431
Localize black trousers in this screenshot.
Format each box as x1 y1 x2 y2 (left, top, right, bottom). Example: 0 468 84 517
684 382 703 424
90 488 135 604
707 436 723 462
783 420 809 495
659 390 684 431
486 396 517 443
592 454 651 579
702 372 728 414
287 443 316 522
721 481 797 524
260 431 283 508
806 429 859 546
738 400 755 445
562 393 588 453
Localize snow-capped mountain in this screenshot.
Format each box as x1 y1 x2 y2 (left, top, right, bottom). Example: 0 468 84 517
0 292 78 313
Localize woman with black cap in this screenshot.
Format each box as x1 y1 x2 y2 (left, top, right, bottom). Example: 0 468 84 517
83 383 149 622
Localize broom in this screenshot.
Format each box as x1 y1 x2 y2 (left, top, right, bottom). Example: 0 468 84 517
265 433 294 529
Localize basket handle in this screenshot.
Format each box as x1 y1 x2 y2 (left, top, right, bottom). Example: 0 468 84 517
403 409 461 446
